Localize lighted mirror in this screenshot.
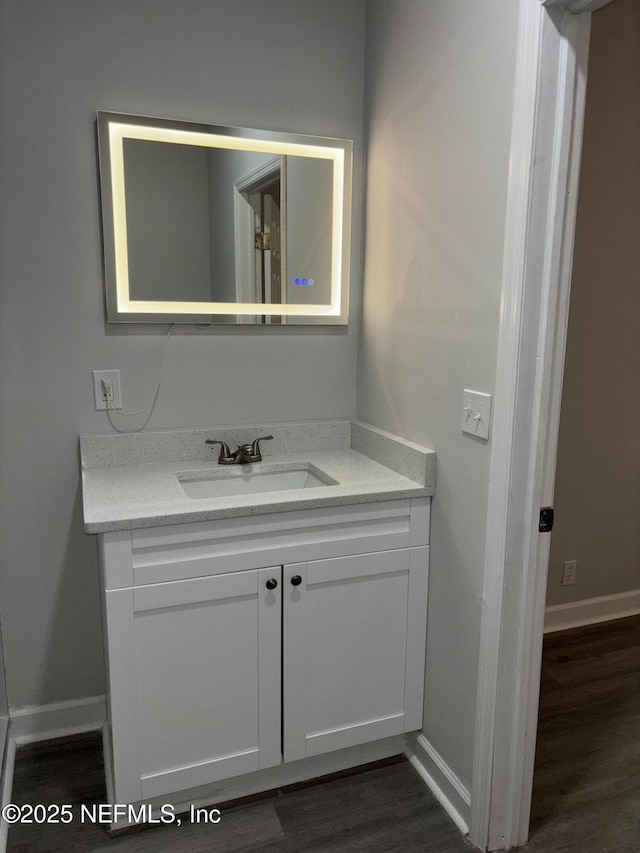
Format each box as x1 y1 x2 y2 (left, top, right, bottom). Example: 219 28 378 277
96 112 352 324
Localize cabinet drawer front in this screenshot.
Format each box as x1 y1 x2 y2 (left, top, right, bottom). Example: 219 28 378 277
119 501 429 588
100 500 430 589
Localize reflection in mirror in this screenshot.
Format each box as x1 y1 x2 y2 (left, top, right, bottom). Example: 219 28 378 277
97 113 352 324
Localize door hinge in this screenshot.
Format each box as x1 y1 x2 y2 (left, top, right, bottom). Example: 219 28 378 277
538 507 554 533
255 232 271 251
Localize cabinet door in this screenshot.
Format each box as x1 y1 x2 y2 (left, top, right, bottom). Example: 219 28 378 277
104 567 282 802
282 547 428 762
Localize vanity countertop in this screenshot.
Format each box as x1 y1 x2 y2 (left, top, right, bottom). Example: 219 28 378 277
80 421 436 534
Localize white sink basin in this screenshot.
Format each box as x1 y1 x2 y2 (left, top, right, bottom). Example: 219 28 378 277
178 466 335 499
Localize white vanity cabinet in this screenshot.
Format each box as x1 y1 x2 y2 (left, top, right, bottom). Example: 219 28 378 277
98 498 430 807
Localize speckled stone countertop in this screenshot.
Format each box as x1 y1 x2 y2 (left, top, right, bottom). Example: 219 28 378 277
80 420 436 534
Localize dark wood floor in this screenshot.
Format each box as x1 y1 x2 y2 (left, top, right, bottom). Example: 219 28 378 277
7 615 640 852
525 614 640 853
6 745 473 853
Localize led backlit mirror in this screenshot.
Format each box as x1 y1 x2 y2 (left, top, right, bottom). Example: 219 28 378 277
96 112 352 324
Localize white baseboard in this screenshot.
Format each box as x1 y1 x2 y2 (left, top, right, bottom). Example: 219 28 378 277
544 589 640 633
8 695 106 744
405 733 470 836
0 697 106 852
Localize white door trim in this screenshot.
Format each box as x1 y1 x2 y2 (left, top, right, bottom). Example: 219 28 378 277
233 156 283 309
469 0 598 848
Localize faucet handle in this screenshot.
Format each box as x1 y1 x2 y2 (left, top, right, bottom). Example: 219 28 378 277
249 435 273 461
205 439 235 465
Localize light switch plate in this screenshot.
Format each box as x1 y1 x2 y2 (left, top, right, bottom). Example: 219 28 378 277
461 389 492 440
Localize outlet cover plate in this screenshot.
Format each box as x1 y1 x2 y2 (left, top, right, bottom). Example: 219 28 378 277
93 369 122 411
461 389 492 440
561 560 577 586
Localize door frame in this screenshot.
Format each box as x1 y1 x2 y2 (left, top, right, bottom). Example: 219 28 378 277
469 0 613 849
233 156 283 307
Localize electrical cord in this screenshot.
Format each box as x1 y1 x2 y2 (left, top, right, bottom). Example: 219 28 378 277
105 324 176 431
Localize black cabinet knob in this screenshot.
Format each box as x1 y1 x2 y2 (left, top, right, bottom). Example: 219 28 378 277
291 575 302 587
266 578 278 590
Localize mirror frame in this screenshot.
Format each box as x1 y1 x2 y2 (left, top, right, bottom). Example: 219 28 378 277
96 111 352 325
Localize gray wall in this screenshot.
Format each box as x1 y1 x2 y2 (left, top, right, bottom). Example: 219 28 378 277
124 140 213 302
547 0 640 606
286 158 333 307
359 0 519 789
0 0 365 710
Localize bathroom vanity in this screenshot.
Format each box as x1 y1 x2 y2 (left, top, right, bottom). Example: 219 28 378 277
81 421 435 819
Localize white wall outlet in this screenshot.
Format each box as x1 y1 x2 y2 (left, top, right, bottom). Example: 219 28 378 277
93 370 122 411
461 390 492 440
561 559 577 586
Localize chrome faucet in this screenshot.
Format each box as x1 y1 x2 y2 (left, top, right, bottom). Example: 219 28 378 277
206 435 273 465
